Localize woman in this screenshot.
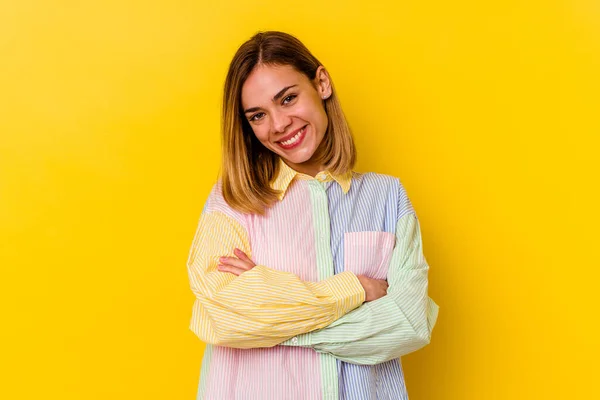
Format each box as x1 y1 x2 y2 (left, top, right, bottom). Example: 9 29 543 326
187 31 439 400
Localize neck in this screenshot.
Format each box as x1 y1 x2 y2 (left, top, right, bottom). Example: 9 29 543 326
282 158 324 177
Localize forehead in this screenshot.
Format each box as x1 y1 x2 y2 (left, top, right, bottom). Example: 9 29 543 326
241 64 309 108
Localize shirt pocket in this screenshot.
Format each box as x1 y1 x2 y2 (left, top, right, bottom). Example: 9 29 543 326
343 231 396 280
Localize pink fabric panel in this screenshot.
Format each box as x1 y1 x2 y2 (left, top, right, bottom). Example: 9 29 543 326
246 180 318 282
204 180 322 399
205 346 322 399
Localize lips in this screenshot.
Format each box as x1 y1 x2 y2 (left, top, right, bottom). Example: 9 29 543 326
276 125 308 150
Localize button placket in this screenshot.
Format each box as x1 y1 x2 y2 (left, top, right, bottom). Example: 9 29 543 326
325 386 336 399
307 180 338 400
313 183 331 245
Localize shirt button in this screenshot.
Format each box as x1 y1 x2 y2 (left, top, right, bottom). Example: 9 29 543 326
291 337 298 344
318 173 326 181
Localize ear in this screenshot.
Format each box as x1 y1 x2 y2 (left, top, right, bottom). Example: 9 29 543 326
314 66 332 100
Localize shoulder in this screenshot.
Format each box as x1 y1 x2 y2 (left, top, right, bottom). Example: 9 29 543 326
352 171 406 194
352 171 414 218
202 180 248 225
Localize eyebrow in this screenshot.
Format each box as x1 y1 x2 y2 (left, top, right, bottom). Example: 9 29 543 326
243 85 298 114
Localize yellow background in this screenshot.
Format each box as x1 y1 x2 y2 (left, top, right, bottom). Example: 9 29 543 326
1 0 598 398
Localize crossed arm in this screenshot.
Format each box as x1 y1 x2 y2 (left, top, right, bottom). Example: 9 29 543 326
187 210 366 349
187 205 438 362
279 213 439 365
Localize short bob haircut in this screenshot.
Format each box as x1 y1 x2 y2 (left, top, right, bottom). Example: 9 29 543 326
221 31 357 215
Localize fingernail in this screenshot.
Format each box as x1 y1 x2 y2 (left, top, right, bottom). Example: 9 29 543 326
219 257 226 262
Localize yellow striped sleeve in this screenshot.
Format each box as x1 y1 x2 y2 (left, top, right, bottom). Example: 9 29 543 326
187 210 365 349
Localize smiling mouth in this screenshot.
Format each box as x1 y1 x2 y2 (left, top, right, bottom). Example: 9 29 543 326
277 125 308 149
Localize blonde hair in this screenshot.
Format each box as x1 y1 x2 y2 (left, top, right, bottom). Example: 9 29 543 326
221 31 356 214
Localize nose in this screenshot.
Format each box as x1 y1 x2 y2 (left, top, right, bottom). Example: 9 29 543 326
270 110 292 134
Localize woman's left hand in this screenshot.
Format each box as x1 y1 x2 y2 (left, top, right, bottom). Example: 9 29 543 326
217 248 256 276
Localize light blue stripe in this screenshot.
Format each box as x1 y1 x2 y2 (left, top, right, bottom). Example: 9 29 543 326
326 173 411 400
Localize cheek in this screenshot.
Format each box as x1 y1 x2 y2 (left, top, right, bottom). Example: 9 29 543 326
310 106 328 135
299 101 327 128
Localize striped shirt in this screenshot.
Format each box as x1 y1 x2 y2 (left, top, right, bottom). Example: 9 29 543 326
187 159 439 399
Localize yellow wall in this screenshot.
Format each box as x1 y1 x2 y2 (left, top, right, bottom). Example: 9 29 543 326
1 1 598 398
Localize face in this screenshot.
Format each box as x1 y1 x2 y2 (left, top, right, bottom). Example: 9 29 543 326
241 64 332 176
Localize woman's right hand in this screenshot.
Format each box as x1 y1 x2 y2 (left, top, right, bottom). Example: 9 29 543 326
356 275 389 302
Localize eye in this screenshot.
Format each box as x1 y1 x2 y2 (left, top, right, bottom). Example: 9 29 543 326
249 112 265 122
282 94 297 105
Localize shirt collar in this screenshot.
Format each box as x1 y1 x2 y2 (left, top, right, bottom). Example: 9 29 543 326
271 158 353 200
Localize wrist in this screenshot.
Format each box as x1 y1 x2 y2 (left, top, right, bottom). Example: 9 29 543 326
356 275 368 300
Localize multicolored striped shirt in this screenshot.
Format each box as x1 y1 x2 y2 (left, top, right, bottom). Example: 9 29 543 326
187 160 439 399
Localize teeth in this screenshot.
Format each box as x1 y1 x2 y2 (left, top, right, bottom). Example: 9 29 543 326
281 127 305 146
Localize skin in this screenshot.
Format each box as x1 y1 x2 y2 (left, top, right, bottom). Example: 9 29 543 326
218 64 388 302
241 63 330 177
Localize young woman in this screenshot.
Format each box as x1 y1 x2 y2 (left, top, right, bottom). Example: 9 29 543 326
187 31 439 400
